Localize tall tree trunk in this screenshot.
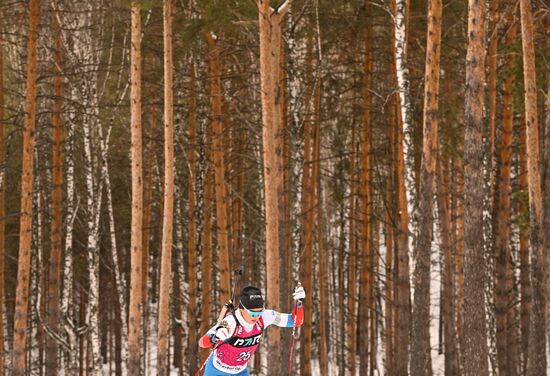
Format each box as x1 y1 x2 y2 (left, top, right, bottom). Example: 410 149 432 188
410 0 442 373
128 2 143 373
12 0 39 373
205 32 231 304
199 124 213 366
518 113 531 374
60 87 78 375
157 0 175 373
46 14 64 376
187 60 198 373
347 108 358 376
487 0 499 197
257 1 292 373
462 0 489 374
390 0 412 370
142 94 158 369
542 79 550 376
437 145 459 375
494 13 518 376
0 18 4 376
359 23 372 376
299 25 315 376
313 77 329 376
520 0 546 374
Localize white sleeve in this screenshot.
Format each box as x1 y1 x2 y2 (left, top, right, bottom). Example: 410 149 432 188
262 309 292 328
205 314 237 337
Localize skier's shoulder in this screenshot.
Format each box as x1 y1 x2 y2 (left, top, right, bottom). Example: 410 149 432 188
261 309 284 326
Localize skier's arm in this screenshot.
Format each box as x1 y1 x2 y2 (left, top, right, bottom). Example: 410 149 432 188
198 316 236 348
262 305 304 328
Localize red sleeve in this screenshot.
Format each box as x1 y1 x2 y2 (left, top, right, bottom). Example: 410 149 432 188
199 334 214 348
291 301 304 327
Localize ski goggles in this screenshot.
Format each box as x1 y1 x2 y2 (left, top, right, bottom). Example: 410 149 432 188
240 301 264 317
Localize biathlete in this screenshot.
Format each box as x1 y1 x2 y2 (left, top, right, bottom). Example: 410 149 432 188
199 285 306 375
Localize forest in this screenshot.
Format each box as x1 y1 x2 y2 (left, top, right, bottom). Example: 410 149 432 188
0 0 549 375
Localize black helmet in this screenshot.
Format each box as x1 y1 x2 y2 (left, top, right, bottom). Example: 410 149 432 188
239 286 264 310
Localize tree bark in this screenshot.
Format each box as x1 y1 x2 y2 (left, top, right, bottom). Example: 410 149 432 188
390 0 412 371
520 0 547 374
299 25 315 376
128 2 143 373
0 17 4 376
494 13 518 376
187 60 199 373
462 0 490 374
410 0 441 373
258 1 292 373
518 113 531 374
437 146 459 375
348 104 358 376
46 13 64 375
359 23 372 376
12 0 39 373
156 0 175 374
205 32 231 304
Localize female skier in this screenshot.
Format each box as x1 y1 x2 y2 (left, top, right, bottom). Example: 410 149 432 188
199 285 305 375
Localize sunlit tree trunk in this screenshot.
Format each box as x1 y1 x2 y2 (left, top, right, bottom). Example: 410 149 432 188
520 0 546 374
487 0 498 196
410 0 441 372
462 0 489 373
258 1 292 372
12 0 39 373
156 0 175 373
46 13 64 375
128 2 143 373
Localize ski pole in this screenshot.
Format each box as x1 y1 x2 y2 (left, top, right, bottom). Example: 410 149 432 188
287 282 302 375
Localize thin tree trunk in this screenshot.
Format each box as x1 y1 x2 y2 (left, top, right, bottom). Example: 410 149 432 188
348 107 358 376
204 32 231 304
299 26 315 376
494 13 518 376
128 2 143 373
520 0 546 374
60 88 77 376
142 94 158 369
0 18 4 376
518 113 530 374
156 0 175 373
313 77 329 376
359 23 372 376
13 0 39 373
487 0 499 197
187 60 198 373
462 0 489 373
437 147 459 375
199 124 213 366
46 13 64 375
411 0 442 373
390 0 412 370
